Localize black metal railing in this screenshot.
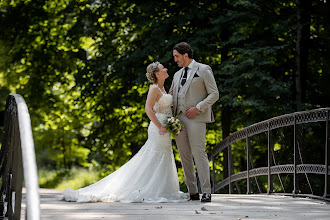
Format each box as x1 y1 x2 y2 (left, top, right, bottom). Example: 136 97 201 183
0 94 40 219
209 107 330 200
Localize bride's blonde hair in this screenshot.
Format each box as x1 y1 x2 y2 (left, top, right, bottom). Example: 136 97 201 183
146 61 160 84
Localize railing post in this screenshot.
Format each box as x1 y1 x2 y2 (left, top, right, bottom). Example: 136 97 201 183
246 135 252 194
212 156 215 194
293 115 299 195
324 110 329 198
12 137 23 219
228 145 233 194
267 123 274 194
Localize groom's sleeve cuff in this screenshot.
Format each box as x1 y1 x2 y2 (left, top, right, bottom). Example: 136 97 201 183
196 104 202 112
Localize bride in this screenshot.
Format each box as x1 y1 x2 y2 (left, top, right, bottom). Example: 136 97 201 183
59 62 188 203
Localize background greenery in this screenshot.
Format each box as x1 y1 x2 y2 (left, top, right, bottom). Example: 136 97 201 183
0 0 329 193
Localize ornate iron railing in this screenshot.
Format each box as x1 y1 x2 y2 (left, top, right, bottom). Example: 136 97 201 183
0 94 40 219
209 107 330 200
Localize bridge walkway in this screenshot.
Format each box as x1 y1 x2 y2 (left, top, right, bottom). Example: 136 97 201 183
20 188 330 220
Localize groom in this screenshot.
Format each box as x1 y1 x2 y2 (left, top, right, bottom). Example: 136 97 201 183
169 42 219 202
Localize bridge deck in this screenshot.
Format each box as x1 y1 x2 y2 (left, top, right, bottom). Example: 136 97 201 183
21 188 330 219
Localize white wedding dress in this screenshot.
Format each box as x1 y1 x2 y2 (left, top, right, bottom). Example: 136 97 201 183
59 91 189 203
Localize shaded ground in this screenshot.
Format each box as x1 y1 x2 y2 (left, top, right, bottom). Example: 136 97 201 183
21 188 330 219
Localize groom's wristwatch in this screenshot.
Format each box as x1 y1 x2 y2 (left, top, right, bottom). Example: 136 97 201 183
196 105 201 111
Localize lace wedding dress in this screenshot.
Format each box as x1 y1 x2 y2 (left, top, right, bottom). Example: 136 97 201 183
59 91 188 203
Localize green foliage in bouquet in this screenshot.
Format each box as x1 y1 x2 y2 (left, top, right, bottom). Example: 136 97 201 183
164 116 183 136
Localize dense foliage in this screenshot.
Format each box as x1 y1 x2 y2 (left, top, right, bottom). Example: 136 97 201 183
0 0 329 191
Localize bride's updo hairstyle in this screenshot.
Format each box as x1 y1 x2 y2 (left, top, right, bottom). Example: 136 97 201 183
146 61 160 84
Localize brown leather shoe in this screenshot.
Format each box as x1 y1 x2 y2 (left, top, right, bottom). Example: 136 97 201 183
201 193 211 202
189 193 200 200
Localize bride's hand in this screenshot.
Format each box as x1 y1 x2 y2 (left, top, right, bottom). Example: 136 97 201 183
159 126 167 135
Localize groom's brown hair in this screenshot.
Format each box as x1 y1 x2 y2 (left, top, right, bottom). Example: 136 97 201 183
173 42 194 59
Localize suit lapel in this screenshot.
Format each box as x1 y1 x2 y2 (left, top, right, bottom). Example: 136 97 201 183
172 70 181 97
176 69 184 89
181 63 198 93
172 70 182 115
173 71 181 95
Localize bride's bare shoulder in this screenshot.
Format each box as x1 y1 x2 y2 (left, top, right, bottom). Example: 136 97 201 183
149 84 160 93
149 84 158 89
147 84 161 97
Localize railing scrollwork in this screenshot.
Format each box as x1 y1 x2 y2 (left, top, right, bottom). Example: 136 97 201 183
209 107 330 201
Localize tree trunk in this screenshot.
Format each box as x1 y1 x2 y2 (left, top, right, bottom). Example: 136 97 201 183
324 1 330 94
295 0 311 194
221 105 231 179
61 137 66 168
220 0 230 179
295 0 311 111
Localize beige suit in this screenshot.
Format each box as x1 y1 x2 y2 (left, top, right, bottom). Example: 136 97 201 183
169 61 219 194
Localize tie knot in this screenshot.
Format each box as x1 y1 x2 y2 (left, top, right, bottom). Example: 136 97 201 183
185 67 189 72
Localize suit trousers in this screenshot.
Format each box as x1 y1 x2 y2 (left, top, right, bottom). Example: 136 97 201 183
175 112 211 194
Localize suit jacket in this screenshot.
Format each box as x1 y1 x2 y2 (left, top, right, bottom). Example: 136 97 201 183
169 61 219 123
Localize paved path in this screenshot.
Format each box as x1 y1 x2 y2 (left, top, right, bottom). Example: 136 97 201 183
21 188 330 219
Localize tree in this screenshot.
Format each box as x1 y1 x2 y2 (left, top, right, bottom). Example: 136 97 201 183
295 0 311 111
0 0 329 187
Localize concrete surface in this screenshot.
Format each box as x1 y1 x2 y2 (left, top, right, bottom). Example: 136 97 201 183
20 188 330 219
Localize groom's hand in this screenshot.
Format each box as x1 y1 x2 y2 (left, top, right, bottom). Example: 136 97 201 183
185 107 199 119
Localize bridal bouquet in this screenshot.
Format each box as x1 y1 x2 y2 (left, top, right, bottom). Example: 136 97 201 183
164 116 183 136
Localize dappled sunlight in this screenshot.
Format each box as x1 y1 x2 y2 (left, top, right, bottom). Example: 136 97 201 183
26 193 330 219
1 0 330 218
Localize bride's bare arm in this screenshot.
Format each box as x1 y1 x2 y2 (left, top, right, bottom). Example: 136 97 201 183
145 85 167 134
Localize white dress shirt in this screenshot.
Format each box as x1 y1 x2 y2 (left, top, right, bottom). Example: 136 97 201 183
180 59 196 88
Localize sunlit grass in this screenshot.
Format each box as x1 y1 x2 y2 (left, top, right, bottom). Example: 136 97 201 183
39 166 189 192
39 167 100 191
